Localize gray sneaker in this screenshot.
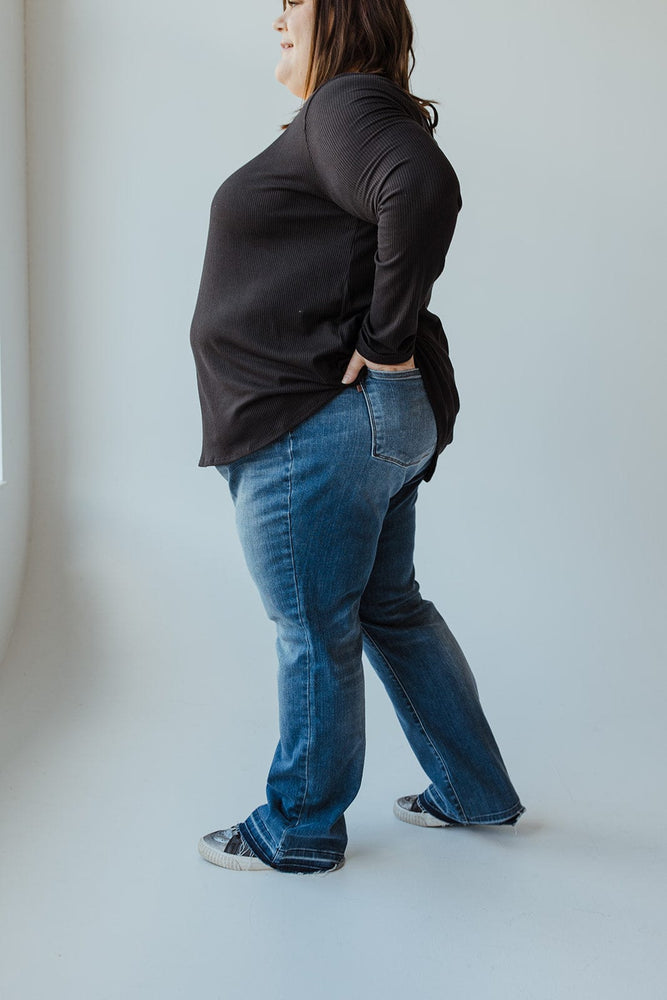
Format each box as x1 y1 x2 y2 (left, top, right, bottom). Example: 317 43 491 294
198 824 346 874
198 825 272 871
393 794 462 828
394 794 523 828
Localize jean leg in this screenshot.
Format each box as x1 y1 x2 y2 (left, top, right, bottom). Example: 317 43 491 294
359 477 526 825
223 395 393 872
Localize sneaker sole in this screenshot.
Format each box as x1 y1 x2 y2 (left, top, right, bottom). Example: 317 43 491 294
393 799 457 828
198 838 346 874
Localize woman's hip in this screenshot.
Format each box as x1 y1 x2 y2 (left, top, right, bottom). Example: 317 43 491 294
214 370 435 612
216 367 437 494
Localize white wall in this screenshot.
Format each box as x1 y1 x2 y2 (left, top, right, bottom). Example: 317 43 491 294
0 0 30 664
1 1 666 996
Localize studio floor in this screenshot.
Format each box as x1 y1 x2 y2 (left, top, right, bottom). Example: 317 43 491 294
0 551 663 1000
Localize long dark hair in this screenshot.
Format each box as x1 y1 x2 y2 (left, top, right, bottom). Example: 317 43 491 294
279 0 440 135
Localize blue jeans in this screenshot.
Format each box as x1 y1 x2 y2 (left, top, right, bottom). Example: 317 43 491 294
215 368 526 873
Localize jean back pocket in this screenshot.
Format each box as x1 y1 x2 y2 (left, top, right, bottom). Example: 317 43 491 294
360 368 437 467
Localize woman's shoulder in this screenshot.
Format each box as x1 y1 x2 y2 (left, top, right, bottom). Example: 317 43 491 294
304 72 425 128
307 71 410 102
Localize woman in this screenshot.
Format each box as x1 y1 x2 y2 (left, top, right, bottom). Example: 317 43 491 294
190 0 526 876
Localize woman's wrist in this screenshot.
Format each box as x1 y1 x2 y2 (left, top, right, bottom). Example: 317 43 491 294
342 349 415 383
365 358 416 371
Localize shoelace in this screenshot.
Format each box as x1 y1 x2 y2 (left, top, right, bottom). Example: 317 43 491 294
224 827 258 857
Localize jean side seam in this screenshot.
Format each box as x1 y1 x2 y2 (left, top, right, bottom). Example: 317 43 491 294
274 431 313 856
360 624 469 822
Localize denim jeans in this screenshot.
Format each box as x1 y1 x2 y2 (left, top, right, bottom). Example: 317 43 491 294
215 367 526 873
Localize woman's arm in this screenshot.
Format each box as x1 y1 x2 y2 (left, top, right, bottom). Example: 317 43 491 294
303 74 462 371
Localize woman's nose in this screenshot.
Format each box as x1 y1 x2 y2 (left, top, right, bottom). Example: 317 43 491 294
272 14 286 31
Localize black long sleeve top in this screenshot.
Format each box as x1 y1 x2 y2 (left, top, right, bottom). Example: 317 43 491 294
189 71 462 482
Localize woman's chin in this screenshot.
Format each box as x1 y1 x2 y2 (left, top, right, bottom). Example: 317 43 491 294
275 63 290 87
275 63 307 98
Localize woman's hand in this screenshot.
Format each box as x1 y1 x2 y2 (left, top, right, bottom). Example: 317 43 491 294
341 349 416 383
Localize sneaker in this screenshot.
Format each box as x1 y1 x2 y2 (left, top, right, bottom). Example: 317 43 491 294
198 824 346 874
394 794 523 828
393 794 462 828
198 825 272 871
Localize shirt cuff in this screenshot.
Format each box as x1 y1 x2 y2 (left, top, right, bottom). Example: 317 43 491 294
354 332 416 366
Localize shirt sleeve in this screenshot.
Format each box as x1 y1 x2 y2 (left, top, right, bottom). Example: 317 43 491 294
304 75 462 365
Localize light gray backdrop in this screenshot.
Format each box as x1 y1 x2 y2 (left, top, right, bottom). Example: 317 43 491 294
1 1 665 997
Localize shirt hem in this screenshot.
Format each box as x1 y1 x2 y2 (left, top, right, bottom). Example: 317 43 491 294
197 383 353 468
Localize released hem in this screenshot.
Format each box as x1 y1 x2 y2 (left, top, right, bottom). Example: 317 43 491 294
419 790 527 826
238 817 345 874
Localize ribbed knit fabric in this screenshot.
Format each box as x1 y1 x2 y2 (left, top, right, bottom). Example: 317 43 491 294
189 71 463 482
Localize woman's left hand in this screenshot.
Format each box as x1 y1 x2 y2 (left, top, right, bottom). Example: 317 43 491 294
341 349 416 384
